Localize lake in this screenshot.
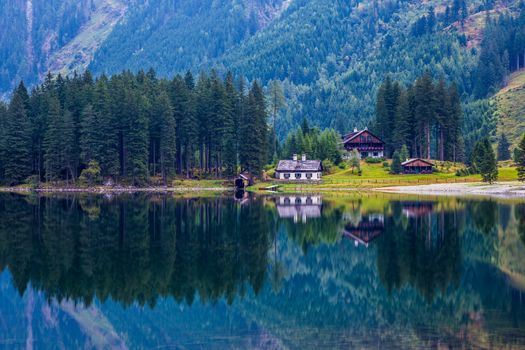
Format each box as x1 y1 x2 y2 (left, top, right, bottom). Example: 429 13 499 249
0 192 524 349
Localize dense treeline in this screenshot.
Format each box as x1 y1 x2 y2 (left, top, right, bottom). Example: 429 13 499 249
474 6 525 97
0 70 269 186
372 73 463 161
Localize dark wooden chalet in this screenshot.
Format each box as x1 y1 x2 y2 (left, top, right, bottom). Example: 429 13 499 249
402 158 434 174
342 215 384 247
342 128 385 159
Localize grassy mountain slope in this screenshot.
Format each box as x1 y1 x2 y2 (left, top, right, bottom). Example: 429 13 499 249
494 70 525 148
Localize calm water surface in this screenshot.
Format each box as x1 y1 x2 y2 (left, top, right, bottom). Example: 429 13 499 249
0 192 524 349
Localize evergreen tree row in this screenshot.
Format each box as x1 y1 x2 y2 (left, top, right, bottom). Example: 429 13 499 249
0 70 269 186
372 73 463 161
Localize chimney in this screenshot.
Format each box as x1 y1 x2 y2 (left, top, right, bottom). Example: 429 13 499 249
293 154 298 161
365 126 368 131
302 154 306 161
353 127 358 133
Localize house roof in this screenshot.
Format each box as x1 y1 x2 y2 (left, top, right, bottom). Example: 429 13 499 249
276 160 322 172
342 129 384 145
401 158 435 167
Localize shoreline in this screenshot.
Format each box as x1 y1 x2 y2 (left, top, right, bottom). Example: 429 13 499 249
377 181 525 197
0 186 232 194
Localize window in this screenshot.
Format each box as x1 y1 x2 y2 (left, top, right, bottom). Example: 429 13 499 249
373 152 378 157
295 198 302 204
361 152 368 158
306 173 313 179
295 173 302 179
306 197 313 205
284 197 291 205
284 173 290 179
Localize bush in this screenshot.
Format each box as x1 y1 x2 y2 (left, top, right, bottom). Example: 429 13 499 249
24 175 40 189
322 159 336 174
382 161 389 168
78 160 102 186
365 157 383 164
338 162 348 170
455 168 470 177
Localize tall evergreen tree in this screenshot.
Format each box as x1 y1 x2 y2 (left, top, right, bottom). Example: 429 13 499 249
43 94 64 182
516 134 525 182
4 83 33 184
497 133 511 161
157 91 176 183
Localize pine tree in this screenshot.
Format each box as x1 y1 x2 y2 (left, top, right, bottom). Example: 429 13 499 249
94 77 120 179
390 151 402 174
399 145 409 162
43 94 64 182
497 133 511 161
475 138 498 183
80 104 100 163
123 89 149 185
157 91 176 183
222 72 238 176
267 79 286 158
4 83 33 184
240 81 268 176
0 103 7 181
516 134 525 181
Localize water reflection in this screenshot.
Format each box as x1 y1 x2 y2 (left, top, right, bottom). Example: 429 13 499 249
0 193 524 348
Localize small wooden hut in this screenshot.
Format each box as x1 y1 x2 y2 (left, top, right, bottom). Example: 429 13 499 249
402 158 434 174
234 172 254 190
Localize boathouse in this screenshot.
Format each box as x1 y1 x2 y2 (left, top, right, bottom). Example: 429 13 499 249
402 158 434 174
234 171 254 189
342 127 385 159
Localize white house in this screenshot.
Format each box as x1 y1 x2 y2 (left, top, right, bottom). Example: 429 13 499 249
275 154 322 181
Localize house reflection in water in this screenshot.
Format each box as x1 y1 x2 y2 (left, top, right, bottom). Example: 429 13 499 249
275 195 322 223
401 201 434 218
343 213 384 247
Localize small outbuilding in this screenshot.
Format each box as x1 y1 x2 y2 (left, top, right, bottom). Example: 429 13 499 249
234 171 254 190
275 154 322 181
402 158 434 174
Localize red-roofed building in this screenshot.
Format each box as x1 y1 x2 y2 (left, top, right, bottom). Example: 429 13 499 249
342 128 385 159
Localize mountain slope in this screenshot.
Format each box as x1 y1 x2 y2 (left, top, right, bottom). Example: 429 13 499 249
495 70 525 148
0 0 128 98
88 0 289 77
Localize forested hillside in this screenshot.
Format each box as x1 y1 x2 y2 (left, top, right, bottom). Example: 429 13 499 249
0 0 127 98
1 0 525 145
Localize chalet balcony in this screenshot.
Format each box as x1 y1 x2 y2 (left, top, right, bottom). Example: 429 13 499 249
345 145 384 152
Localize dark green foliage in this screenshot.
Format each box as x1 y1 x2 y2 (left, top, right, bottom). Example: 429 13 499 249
474 7 525 97
472 138 498 183
372 74 463 161
280 126 342 165
390 151 402 174
4 83 33 184
0 70 270 185
516 134 525 181
239 82 268 176
79 160 102 186
497 133 511 161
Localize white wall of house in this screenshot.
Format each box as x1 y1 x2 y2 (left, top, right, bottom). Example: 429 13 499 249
345 149 384 159
276 172 322 180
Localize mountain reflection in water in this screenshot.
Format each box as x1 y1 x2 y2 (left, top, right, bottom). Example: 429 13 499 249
0 193 524 349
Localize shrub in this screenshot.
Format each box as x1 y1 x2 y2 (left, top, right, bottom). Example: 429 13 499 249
24 175 40 189
322 159 336 174
365 157 382 164
382 161 389 168
78 160 102 186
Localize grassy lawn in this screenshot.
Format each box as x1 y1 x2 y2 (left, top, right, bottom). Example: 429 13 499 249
254 161 518 191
